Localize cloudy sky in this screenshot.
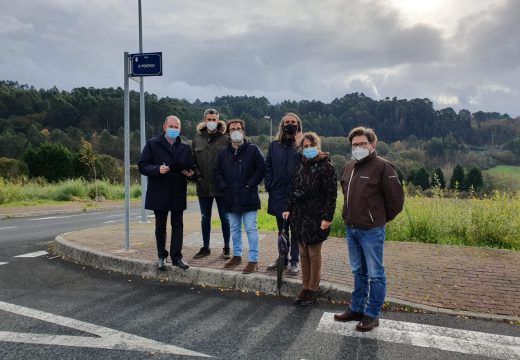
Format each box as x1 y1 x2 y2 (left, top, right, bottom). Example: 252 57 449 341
1 0 519 116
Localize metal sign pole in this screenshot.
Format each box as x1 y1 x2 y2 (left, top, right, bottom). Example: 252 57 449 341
124 52 130 251
138 0 148 223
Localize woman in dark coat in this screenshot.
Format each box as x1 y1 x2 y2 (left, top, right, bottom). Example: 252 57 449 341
283 132 337 306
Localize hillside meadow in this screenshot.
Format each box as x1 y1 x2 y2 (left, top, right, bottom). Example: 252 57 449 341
484 165 520 192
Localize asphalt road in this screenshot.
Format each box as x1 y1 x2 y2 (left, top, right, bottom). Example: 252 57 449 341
0 208 519 359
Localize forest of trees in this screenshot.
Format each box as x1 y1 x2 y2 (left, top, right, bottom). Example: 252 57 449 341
0 80 519 191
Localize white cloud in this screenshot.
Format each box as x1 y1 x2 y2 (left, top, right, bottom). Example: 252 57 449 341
0 0 519 116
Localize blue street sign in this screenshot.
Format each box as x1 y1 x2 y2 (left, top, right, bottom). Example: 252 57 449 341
129 52 162 77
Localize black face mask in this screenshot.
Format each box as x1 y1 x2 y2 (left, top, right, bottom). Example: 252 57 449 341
282 124 298 135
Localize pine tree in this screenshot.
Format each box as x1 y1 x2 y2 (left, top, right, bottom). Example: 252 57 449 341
431 168 446 189
463 167 484 191
449 164 465 190
413 167 430 190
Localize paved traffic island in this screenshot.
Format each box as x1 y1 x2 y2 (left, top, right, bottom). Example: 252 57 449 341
51 211 520 322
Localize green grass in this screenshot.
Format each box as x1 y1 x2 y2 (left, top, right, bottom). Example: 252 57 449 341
0 178 141 205
484 165 520 192
3 178 519 250
485 165 520 177
215 190 520 250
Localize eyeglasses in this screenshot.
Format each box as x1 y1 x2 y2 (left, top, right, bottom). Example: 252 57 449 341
352 142 370 148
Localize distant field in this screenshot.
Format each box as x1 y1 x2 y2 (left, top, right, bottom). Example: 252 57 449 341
485 165 520 177
484 165 520 192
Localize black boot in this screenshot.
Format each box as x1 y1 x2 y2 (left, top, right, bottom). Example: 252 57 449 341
292 289 307 305
300 290 318 306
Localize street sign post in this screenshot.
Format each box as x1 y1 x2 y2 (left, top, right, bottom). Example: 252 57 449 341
130 52 162 77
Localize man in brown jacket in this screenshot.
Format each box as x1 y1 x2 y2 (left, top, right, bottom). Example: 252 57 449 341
191 109 231 259
334 126 404 332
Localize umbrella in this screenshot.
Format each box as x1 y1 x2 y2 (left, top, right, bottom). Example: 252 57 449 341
276 219 290 295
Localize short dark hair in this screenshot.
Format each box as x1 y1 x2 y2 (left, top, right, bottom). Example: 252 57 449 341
226 118 246 133
204 108 219 116
348 126 378 144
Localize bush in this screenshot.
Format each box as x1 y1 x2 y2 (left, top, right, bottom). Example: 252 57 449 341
52 179 88 201
0 157 29 180
23 143 74 182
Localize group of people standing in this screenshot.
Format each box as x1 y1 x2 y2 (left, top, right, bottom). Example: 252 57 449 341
138 110 404 332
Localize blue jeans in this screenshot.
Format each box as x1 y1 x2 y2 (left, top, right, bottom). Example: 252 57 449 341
346 225 386 319
228 211 259 262
198 196 230 249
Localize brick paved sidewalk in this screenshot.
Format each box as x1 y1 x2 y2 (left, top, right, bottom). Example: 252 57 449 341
60 211 520 318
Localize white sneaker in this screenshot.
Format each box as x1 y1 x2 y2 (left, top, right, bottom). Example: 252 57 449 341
289 263 300 275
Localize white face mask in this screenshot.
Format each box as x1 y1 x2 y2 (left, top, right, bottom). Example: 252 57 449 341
230 130 244 142
351 147 370 161
206 121 218 131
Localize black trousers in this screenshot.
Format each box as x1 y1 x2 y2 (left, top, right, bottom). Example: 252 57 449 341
154 210 184 260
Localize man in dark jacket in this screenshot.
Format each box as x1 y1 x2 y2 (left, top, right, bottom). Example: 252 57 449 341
215 119 265 274
334 126 404 332
191 109 231 259
138 115 194 271
265 112 303 275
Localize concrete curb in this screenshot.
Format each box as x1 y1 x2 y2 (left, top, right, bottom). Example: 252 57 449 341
51 235 520 323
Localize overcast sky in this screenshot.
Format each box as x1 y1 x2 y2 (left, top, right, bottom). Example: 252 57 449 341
1 0 519 116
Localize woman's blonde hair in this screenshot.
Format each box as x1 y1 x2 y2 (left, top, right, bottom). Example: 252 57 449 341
299 131 321 151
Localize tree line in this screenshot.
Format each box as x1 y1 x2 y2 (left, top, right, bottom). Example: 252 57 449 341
1 80 519 192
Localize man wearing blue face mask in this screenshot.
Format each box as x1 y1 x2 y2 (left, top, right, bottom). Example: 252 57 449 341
334 127 404 332
138 115 195 271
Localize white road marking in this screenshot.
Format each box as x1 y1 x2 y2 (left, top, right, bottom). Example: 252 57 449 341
103 221 118 224
14 251 48 258
0 262 8 266
0 226 18 230
317 312 520 359
27 215 74 221
25 212 104 222
0 300 210 357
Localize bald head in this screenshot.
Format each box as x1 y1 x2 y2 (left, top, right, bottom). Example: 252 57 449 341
163 115 182 135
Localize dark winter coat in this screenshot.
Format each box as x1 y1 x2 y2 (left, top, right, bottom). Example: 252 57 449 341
340 150 404 229
287 153 337 245
192 120 229 197
265 140 301 217
215 140 265 213
138 134 194 211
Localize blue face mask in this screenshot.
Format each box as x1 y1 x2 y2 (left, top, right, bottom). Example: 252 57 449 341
166 128 180 139
303 147 318 159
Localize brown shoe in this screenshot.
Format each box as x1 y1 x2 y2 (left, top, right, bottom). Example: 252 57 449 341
355 315 380 332
224 256 242 269
292 289 307 305
242 262 258 274
334 309 364 322
300 289 318 306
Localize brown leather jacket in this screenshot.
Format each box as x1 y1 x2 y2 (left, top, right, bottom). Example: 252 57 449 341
340 151 404 229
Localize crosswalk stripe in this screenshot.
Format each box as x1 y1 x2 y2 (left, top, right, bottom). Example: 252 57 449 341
317 312 520 359
0 262 8 266
0 300 210 357
14 251 48 258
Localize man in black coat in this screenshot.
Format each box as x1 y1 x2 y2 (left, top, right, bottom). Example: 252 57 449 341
265 112 303 275
215 119 265 274
138 115 194 270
